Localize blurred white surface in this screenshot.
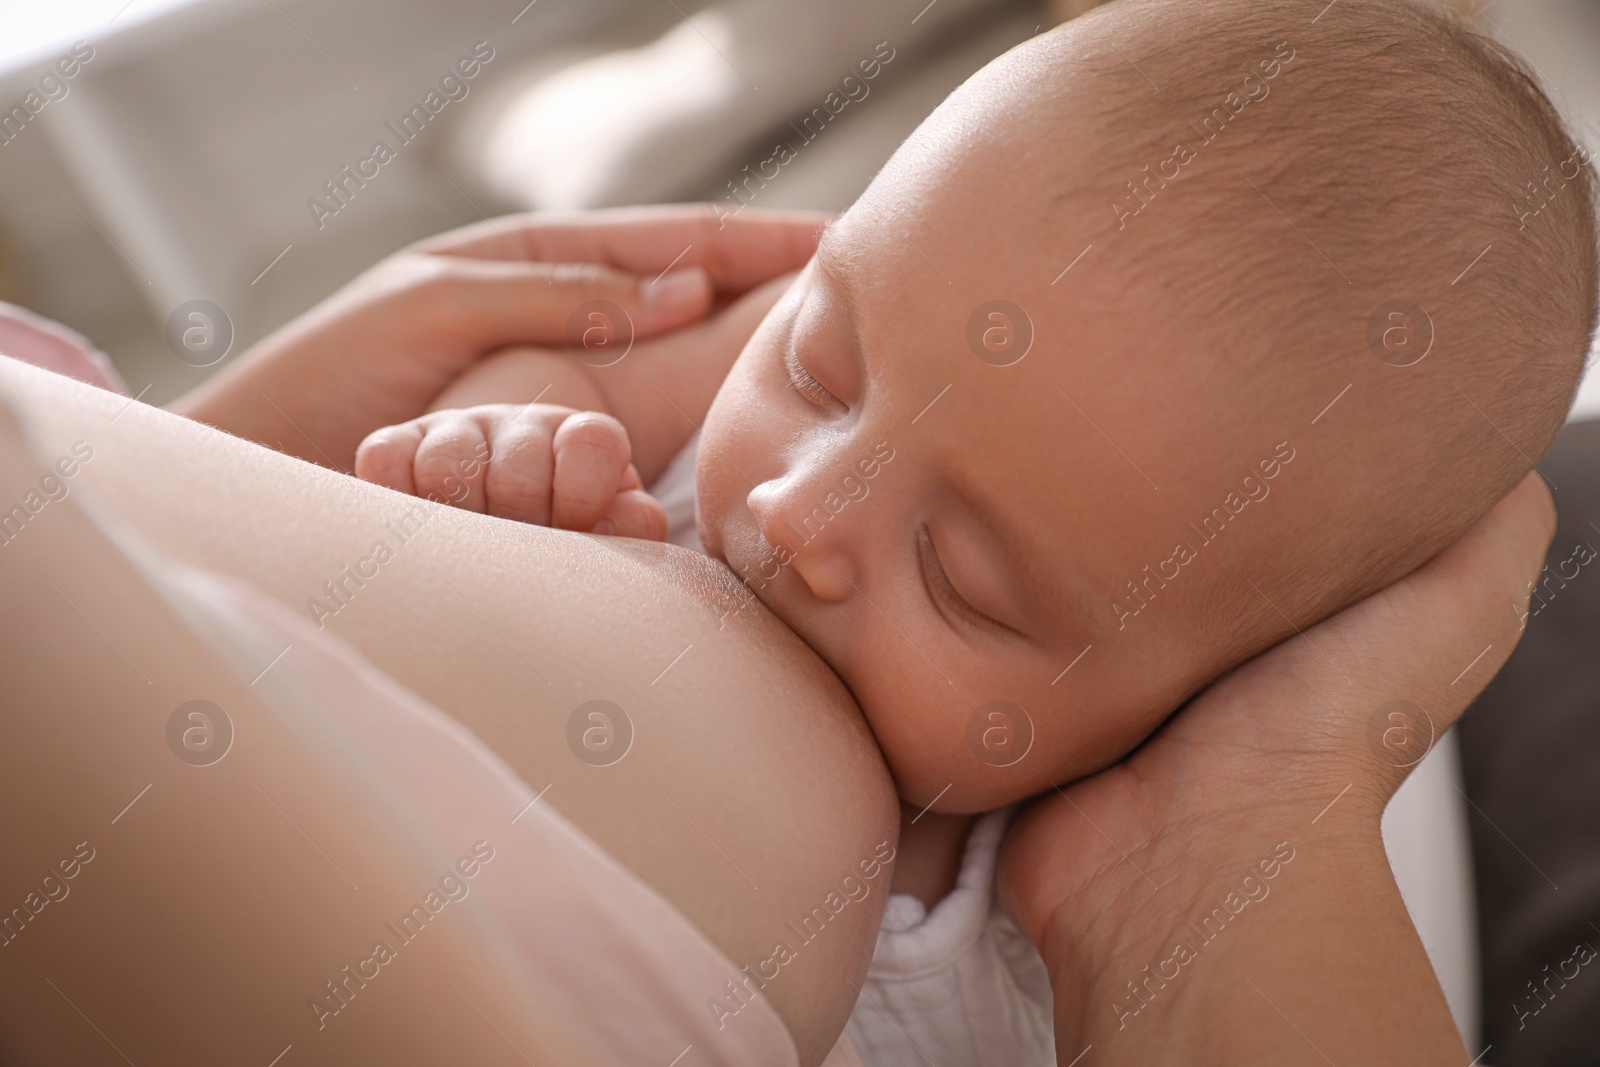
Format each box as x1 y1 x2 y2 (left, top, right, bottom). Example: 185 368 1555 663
0 0 206 73
1384 728 1482 1049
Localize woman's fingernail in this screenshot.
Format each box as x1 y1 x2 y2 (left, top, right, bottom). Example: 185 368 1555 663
640 266 708 308
594 518 615 535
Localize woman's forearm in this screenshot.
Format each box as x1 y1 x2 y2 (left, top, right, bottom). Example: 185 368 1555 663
168 330 364 468
1044 821 1466 1066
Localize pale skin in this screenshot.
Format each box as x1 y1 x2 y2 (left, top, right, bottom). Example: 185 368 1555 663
0 356 896 1067
0 198 1551 1063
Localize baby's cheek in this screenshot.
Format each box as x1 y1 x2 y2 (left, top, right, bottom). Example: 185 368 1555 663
854 671 975 809
860 651 1100 813
691 448 741 560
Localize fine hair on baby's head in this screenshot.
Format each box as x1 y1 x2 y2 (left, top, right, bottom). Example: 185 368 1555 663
1079 0 1597 619
698 0 1599 810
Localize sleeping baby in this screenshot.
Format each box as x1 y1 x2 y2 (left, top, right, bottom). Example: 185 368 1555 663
354 0 1598 1059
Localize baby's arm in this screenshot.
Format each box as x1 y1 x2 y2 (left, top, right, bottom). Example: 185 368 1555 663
355 275 791 532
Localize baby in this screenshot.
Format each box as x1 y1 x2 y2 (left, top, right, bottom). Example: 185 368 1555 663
356 0 1597 1057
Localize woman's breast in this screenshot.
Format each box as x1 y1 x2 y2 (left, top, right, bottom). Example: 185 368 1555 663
5 360 898 1065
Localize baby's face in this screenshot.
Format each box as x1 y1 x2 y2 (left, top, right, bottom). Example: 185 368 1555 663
698 24 1327 810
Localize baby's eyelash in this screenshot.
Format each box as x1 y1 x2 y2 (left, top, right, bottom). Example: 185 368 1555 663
918 528 1009 637
785 345 837 408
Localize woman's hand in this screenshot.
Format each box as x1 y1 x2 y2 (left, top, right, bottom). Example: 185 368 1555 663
998 473 1554 1065
171 206 826 471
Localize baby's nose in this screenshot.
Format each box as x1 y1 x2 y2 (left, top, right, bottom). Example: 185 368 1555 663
746 475 859 603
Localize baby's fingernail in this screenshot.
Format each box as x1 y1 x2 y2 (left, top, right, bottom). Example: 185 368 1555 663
639 266 708 308
594 518 615 535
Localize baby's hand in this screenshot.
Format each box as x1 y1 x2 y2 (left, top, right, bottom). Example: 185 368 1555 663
354 404 668 539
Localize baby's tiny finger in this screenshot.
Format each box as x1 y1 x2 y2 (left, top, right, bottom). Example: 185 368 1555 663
355 422 426 496
483 417 556 525
601 489 669 542
412 417 491 512
550 412 631 531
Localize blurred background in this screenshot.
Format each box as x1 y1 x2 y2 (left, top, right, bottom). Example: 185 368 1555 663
0 0 1051 402
1 0 1595 408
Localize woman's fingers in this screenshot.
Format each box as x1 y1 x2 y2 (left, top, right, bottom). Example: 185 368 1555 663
411 204 830 291
1222 471 1558 804
395 255 713 351
1380 470 1554 722
1419 469 1554 625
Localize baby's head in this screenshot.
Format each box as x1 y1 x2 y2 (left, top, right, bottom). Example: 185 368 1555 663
697 0 1599 810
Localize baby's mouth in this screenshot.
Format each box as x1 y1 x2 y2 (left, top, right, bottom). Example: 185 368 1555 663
713 532 790 610
698 501 810 623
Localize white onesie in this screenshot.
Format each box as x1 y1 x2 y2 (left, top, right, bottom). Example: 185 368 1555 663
652 438 1056 1067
